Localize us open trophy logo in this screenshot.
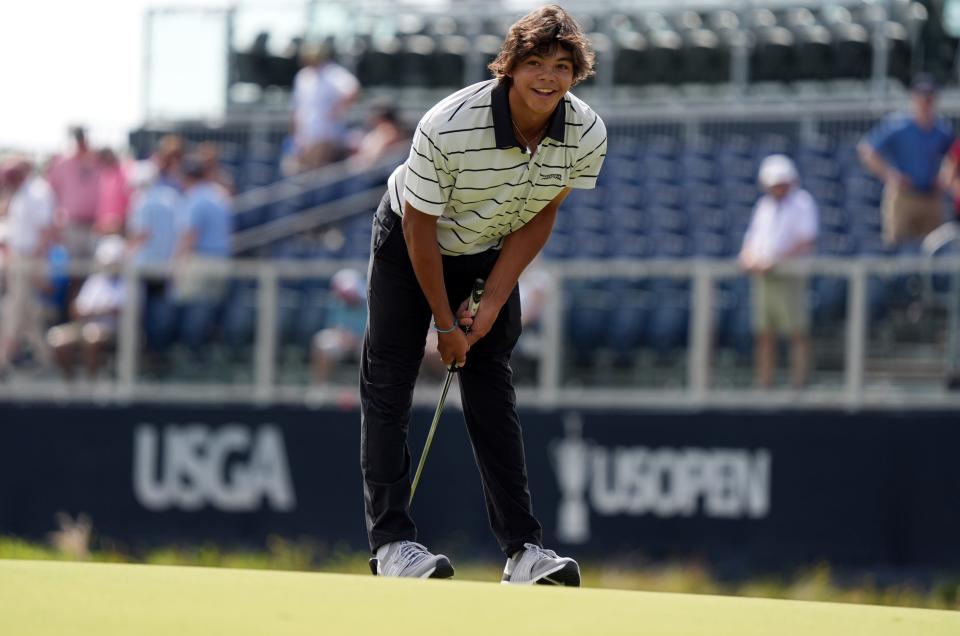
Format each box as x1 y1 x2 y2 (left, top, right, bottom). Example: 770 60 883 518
550 412 591 544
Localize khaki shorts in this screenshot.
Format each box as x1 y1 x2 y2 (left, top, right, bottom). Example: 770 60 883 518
882 186 943 245
752 273 809 335
171 257 229 303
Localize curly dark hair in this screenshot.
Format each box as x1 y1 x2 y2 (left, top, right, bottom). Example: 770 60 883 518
487 5 596 86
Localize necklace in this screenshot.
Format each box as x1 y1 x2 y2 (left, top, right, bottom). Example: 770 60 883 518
512 119 549 154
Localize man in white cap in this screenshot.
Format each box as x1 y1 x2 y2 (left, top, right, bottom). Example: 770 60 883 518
311 267 366 384
739 154 819 389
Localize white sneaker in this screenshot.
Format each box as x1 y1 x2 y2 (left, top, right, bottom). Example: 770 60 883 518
370 540 454 579
501 543 581 586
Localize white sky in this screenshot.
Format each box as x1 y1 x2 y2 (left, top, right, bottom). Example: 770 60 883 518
0 0 230 155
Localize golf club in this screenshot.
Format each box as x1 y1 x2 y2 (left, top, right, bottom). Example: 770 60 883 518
408 277 485 507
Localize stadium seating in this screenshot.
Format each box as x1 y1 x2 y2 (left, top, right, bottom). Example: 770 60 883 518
222 0 948 99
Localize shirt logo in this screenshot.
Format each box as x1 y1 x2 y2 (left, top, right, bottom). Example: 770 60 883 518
541 173 563 181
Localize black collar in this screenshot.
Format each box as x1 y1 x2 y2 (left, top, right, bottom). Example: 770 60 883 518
491 81 566 151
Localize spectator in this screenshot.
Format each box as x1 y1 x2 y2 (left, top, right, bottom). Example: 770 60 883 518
349 103 408 169
739 155 819 389
0 157 56 377
858 74 954 246
47 235 126 380
939 136 960 225
311 268 367 384
286 41 360 174
128 135 183 360
95 148 131 235
171 153 233 352
196 142 235 196
513 262 554 377
48 126 100 260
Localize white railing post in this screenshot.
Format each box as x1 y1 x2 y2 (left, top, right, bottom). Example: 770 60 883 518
845 262 867 407
255 265 278 402
538 274 564 408
688 262 714 402
117 265 142 398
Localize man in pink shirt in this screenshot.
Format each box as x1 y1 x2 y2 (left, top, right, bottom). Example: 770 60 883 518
95 148 131 235
48 126 100 260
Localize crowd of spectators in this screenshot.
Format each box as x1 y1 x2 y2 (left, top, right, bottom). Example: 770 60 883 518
3 66 958 390
0 127 234 381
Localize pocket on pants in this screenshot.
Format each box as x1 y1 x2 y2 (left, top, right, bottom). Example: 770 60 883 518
370 193 399 257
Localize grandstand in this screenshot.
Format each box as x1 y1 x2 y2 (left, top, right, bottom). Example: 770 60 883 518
0 0 953 408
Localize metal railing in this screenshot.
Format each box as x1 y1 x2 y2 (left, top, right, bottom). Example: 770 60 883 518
1 253 958 410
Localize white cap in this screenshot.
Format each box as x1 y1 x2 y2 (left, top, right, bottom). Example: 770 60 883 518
331 268 364 303
94 234 126 267
758 154 798 188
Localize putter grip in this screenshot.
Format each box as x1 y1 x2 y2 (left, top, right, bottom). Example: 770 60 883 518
467 278 485 320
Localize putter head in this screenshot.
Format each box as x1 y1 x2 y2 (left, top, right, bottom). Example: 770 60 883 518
369 557 379 575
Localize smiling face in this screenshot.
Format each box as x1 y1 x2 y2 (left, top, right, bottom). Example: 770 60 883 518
506 45 574 129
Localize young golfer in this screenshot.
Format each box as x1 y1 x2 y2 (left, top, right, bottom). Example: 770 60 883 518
361 4 606 585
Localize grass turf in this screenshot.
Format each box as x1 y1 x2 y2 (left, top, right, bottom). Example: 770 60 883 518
1 559 958 636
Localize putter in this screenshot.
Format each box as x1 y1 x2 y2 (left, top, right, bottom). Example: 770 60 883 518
369 278 485 576
409 277 485 506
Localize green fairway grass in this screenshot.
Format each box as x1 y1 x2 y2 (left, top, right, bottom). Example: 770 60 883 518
1 559 957 636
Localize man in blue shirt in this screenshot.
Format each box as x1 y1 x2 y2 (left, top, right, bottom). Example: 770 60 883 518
172 154 233 351
858 73 954 245
129 136 183 358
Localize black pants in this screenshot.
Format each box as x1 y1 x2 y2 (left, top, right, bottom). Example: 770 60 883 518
360 193 543 557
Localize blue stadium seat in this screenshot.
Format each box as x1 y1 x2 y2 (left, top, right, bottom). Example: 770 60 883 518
688 205 728 234
691 230 731 257
811 276 847 322
293 282 331 350
644 279 690 356
609 232 652 259
222 282 258 350
685 184 723 210
818 205 850 232
844 175 883 206
607 183 645 210
570 230 612 258
818 229 857 256
805 177 844 207
605 281 651 365
572 206 607 232
276 283 304 347
649 231 690 258
648 206 688 235
714 278 752 358
565 281 610 365
605 156 643 187
647 183 683 208
543 231 575 259
609 205 647 235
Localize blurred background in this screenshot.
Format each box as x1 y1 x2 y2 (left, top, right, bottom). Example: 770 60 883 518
1 0 959 608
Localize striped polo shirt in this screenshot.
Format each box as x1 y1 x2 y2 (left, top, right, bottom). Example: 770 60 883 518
387 79 607 256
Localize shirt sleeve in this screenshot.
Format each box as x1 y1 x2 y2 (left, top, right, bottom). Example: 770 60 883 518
570 113 607 189
796 191 819 241
864 117 899 154
740 202 761 253
402 121 453 216
34 181 56 228
329 64 360 97
187 199 208 233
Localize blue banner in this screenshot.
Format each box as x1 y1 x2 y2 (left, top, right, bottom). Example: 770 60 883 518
1 404 957 570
